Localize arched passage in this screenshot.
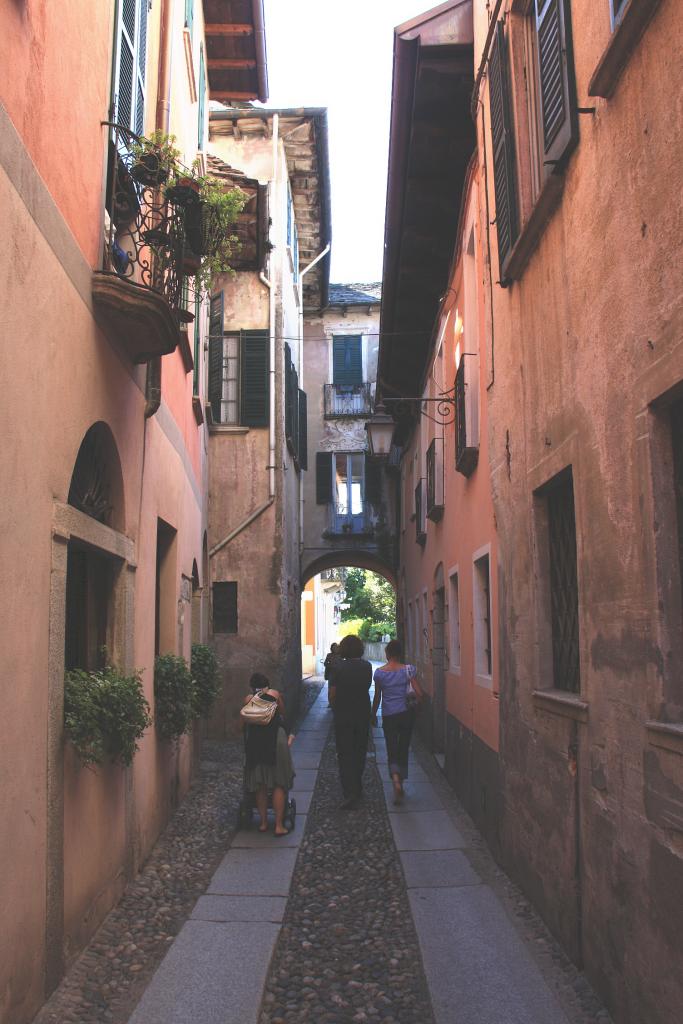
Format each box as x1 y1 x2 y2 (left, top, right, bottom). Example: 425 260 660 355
301 552 398 676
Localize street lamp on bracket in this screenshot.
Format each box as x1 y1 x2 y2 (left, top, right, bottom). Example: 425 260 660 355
365 386 462 457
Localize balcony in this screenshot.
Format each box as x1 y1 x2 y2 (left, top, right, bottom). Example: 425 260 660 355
323 382 374 419
426 437 444 521
92 123 186 364
415 479 427 545
326 501 372 537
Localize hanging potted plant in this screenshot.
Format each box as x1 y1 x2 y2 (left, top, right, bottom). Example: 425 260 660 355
188 176 246 290
130 131 181 187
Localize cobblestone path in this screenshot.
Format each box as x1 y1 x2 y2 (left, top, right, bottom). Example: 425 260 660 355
32 683 322 1024
258 729 435 1024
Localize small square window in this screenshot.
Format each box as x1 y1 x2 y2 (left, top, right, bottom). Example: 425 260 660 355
213 582 238 634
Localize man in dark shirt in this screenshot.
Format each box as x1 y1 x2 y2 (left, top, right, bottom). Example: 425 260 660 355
328 634 372 809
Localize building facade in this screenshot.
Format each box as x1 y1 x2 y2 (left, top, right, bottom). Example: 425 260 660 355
0 2 266 1021
380 2 683 1022
206 107 331 731
302 283 397 589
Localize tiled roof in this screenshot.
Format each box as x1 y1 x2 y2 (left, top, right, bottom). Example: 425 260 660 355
328 283 382 307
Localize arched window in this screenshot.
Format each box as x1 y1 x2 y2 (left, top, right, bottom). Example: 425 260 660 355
65 424 125 670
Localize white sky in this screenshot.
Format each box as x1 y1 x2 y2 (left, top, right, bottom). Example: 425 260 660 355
261 0 424 285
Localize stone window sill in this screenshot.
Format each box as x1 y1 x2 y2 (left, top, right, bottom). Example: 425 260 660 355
589 0 663 99
503 173 564 284
645 721 683 756
532 688 589 723
208 424 250 435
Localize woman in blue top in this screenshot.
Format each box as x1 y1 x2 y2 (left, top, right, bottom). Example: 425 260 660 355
371 640 425 803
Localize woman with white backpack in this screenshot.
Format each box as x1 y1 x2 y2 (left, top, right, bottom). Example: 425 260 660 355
371 640 424 804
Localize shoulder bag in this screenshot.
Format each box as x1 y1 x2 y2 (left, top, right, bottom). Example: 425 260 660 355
240 689 278 726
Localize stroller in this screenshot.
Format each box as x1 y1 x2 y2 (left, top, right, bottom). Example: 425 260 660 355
237 676 296 830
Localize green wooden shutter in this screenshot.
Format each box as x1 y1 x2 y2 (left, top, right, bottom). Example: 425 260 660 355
184 0 194 36
298 390 308 471
198 46 206 150
365 456 382 506
240 330 269 427
316 452 333 504
333 336 363 387
534 0 578 170
114 0 146 132
284 343 294 444
489 22 518 274
207 292 224 422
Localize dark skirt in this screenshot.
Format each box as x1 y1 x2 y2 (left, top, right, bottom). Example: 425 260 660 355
245 727 295 793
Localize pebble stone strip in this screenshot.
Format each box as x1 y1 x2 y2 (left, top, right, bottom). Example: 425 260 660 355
32 682 323 1024
258 723 436 1024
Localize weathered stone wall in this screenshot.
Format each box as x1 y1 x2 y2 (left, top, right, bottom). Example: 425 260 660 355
474 2 683 1021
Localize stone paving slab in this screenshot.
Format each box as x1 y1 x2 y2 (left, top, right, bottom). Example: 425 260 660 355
127 919 279 1024
400 849 482 889
208 847 298 896
292 751 321 770
290 769 318 791
383 781 445 812
231 816 307 848
390 809 467 850
409 886 571 1024
290 790 312 814
191 895 287 923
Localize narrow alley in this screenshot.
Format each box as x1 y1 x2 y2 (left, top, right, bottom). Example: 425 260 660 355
35 682 610 1024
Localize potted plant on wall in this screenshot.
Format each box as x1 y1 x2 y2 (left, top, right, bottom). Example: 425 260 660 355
173 174 245 288
130 131 181 187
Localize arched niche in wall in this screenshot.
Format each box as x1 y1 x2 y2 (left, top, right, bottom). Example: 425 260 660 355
67 421 125 533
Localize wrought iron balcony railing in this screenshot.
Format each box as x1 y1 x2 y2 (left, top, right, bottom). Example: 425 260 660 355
323 382 374 419
328 501 372 536
102 122 185 314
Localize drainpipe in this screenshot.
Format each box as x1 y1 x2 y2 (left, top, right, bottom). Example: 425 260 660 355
297 243 331 543
145 0 174 417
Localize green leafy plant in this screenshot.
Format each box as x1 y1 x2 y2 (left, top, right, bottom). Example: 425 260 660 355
359 619 397 643
191 176 246 292
154 654 196 741
190 643 221 718
64 666 151 767
129 131 181 185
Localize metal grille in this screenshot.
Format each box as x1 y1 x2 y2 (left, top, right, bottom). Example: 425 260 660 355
122 0 136 38
547 471 580 692
323 383 373 418
117 41 134 129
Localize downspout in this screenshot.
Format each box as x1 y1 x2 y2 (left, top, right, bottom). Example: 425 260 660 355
145 0 174 418
297 243 331 543
211 114 278 558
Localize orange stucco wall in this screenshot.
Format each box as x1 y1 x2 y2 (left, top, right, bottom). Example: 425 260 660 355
400 172 499 756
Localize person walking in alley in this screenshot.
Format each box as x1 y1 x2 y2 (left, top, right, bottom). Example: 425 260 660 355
328 634 372 809
323 642 341 707
372 640 424 804
242 673 295 835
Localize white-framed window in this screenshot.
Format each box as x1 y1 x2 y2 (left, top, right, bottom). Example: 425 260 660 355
221 333 240 425
414 594 422 660
610 0 629 28
473 547 493 684
406 602 413 660
448 567 461 672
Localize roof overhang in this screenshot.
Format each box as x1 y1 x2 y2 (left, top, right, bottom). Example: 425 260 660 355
379 0 475 403
210 107 331 310
202 0 268 103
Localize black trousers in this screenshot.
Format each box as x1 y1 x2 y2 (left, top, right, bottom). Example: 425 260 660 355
382 709 416 781
334 709 370 799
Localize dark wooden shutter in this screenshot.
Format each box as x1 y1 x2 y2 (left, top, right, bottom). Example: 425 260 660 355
207 292 224 422
212 582 237 634
197 46 206 150
489 21 518 274
316 452 333 504
365 457 382 506
240 330 269 427
298 390 308 471
333 336 363 387
534 0 578 170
